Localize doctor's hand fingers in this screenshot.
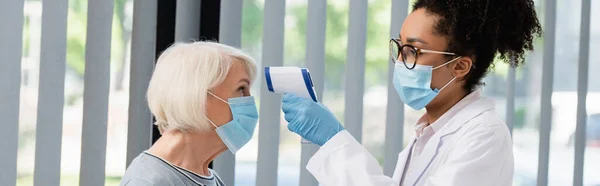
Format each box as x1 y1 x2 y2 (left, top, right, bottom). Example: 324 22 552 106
283 108 297 123
282 93 302 102
282 94 311 113
286 120 302 134
288 120 329 145
282 103 311 124
282 93 306 104
287 119 313 138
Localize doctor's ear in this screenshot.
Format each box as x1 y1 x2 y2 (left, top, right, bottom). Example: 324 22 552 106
452 57 473 79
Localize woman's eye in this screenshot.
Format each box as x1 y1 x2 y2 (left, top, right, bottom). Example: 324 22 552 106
238 86 246 94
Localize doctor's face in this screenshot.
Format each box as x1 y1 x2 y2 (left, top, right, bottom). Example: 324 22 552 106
397 8 471 107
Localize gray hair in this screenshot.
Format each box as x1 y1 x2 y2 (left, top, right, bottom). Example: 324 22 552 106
147 41 257 133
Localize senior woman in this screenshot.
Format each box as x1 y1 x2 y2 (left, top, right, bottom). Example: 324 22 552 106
120 41 258 186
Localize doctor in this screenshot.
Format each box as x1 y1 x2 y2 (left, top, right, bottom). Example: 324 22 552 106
281 0 542 185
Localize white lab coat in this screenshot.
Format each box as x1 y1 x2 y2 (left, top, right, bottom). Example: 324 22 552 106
306 90 514 186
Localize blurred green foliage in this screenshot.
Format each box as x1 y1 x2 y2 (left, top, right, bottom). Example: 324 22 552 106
52 0 532 90
64 0 128 77
242 0 394 91
240 0 522 93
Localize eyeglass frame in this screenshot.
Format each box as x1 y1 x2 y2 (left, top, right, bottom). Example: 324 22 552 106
389 37 460 70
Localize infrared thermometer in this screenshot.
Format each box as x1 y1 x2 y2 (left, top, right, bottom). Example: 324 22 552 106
264 66 318 144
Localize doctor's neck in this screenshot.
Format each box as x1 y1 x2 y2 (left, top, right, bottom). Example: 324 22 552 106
424 89 469 124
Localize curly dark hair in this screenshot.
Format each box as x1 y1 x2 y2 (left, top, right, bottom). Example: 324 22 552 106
413 0 543 91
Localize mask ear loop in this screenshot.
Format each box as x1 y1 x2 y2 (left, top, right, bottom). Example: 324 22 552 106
206 91 229 128
207 91 229 104
432 57 461 70
433 56 460 91
207 118 218 128
439 76 457 91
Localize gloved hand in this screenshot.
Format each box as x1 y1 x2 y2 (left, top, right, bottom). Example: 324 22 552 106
281 94 344 146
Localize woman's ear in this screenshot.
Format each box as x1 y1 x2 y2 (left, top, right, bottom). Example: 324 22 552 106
453 57 473 80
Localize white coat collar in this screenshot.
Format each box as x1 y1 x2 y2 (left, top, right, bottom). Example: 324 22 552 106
395 89 495 185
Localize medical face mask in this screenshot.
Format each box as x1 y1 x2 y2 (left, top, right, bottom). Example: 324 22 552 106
392 58 459 110
207 92 258 154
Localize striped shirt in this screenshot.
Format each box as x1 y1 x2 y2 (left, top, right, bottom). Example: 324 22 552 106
120 152 225 186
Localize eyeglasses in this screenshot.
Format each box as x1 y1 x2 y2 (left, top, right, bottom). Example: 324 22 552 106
389 38 459 70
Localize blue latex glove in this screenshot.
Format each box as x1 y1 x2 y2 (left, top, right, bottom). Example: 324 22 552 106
281 94 344 146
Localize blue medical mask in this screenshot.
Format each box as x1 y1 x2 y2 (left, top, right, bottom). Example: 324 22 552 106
392 58 459 110
207 92 258 154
